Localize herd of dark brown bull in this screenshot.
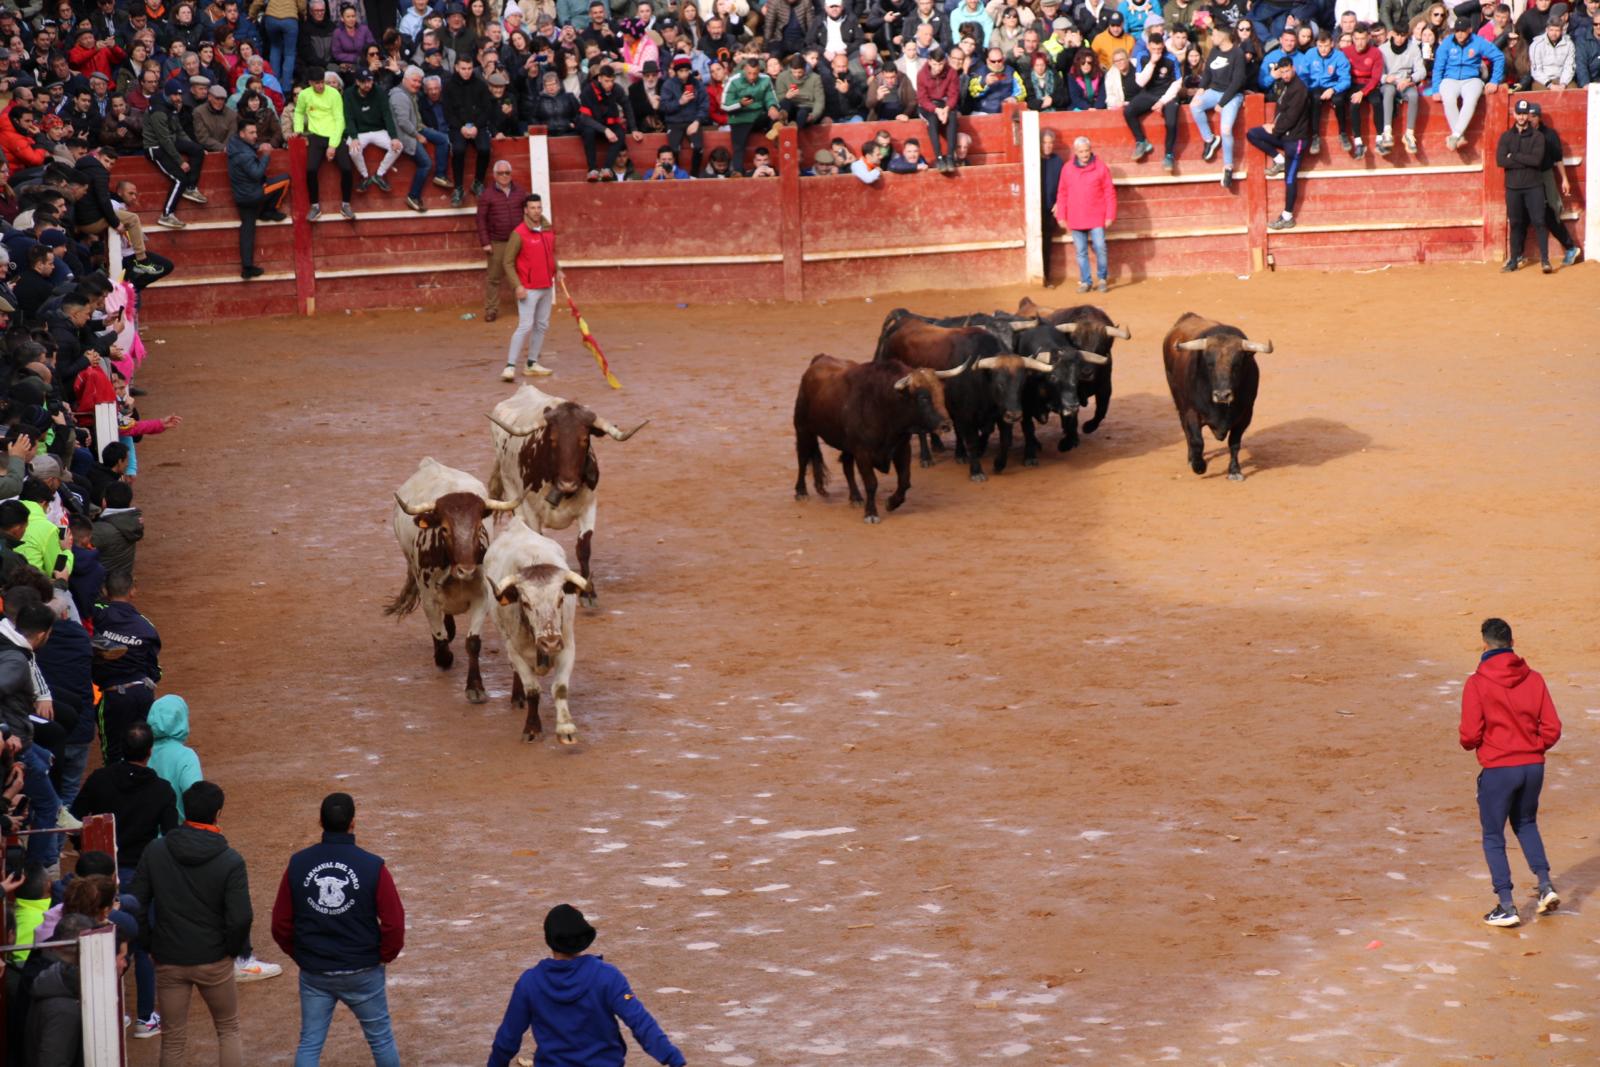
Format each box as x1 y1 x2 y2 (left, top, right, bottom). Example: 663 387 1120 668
793 300 1274 522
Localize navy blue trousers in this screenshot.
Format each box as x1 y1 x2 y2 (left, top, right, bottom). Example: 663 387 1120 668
1477 762 1551 902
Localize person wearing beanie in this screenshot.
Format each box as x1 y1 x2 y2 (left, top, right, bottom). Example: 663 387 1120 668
487 904 686 1067
1459 617 1562 927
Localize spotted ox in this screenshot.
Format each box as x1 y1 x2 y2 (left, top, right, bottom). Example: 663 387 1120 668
486 386 648 607
1162 312 1273 481
385 457 523 703
484 517 589 744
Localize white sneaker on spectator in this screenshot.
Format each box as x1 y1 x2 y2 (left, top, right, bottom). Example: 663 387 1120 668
132 1014 161 1039
524 361 554 377
234 957 282 983
1403 131 1417 153
500 365 516 381
57 808 83 831
180 188 208 205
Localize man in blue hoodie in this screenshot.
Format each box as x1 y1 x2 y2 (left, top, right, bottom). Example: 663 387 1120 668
487 904 686 1067
1293 30 1351 155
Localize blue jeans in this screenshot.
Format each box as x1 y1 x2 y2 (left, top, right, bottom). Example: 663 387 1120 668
54 739 92 811
265 16 299 88
1188 88 1243 167
1477 763 1552 903
117 870 157 1020
1070 227 1107 285
295 966 400 1067
420 126 451 183
404 141 434 198
21 743 61 868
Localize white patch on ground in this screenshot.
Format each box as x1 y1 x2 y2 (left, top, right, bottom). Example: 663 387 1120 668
772 827 856 840
752 883 790 893
1079 830 1111 841
684 942 720 951
642 876 684 888
700 888 731 896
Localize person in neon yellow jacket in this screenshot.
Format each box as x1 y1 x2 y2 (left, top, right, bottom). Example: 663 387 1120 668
292 69 355 220
17 479 70 578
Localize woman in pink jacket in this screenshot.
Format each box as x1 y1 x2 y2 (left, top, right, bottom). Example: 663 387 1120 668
1053 134 1116 292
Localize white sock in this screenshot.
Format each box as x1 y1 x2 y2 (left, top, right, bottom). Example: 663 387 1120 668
1273 153 1285 164
1354 137 1363 145
1281 211 1293 221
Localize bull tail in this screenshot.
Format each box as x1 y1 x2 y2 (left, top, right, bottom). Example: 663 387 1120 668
793 395 830 494
384 571 421 618
486 459 505 500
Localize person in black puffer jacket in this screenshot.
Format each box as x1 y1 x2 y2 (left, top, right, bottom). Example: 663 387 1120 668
130 780 254 1067
524 69 579 135
299 0 337 83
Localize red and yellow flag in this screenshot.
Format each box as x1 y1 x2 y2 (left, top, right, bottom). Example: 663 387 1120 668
559 277 622 390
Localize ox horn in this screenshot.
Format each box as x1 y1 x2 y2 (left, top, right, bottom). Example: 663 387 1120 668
486 412 532 436
1078 349 1109 366
484 489 531 513
564 570 591 591
1175 339 1210 352
1242 339 1274 354
933 357 974 379
393 492 430 517
592 414 651 442
1105 323 1131 340
1020 357 1056 373
973 356 1010 370
892 374 913 390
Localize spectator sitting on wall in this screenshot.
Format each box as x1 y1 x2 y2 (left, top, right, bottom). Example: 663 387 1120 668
575 64 639 181
192 83 237 152
528 69 580 136
721 55 778 175
626 59 666 131
773 51 824 128
443 55 495 203
345 67 403 195
807 148 838 174
659 56 707 175
1526 18 1576 88
820 51 864 120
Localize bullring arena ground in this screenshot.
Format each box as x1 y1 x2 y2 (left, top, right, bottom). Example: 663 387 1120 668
126 262 1596 1066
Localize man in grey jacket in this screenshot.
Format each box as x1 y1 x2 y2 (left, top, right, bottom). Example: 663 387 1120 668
225 121 289 280
389 66 436 212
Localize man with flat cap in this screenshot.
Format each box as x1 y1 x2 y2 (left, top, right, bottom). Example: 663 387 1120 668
486 904 686 1067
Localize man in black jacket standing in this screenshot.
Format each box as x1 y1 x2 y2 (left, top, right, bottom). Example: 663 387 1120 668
1498 97 1551 272
1247 55 1310 230
132 780 253 1067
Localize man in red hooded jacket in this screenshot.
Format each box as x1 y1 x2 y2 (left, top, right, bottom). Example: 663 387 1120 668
1459 616 1562 928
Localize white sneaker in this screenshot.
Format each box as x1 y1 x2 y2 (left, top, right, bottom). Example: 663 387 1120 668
132 1013 161 1039
499 365 516 382
57 808 83 831
234 957 283 982
524 361 554 377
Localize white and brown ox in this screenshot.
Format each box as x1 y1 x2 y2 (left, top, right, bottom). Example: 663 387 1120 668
484 517 589 743
385 457 523 702
485 386 647 607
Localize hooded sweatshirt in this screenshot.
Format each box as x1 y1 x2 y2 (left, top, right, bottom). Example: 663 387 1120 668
91 505 143 577
487 954 686 1067
69 761 178 867
1459 649 1562 768
130 822 253 965
148 694 201 819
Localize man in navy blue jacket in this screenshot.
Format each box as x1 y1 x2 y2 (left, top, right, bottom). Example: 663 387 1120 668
272 792 406 1067
91 568 160 764
488 904 685 1067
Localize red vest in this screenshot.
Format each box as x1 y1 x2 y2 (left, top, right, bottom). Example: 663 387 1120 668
513 222 556 289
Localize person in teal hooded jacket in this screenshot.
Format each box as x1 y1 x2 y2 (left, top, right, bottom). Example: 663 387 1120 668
148 694 201 820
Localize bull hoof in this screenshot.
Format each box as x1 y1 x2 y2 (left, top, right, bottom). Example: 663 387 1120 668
969 472 987 483
521 730 542 743
434 650 454 670
1083 420 1102 435
580 591 598 609
886 496 905 512
863 513 881 524
1227 471 1245 482
466 687 487 705
795 491 807 501
557 731 578 746
1057 438 1077 453
1191 461 1207 475
919 458 933 469
1022 457 1039 467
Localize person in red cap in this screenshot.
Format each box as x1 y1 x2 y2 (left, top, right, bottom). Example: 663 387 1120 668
486 904 685 1067
1459 617 1562 927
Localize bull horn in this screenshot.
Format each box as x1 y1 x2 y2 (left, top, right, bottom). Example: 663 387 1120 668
486 412 531 436
1020 357 1056 373
592 414 651 442
892 374 913 390
973 356 1007 370
1079 349 1109 366
1175 339 1210 352
484 489 531 512
1242 339 1274 354
933 356 974 379
564 570 591 591
1106 323 1132 340
393 492 429 517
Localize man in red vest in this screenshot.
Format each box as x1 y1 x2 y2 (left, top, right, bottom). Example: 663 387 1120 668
500 193 560 382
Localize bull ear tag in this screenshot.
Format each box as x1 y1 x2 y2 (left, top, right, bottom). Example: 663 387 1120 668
413 515 433 529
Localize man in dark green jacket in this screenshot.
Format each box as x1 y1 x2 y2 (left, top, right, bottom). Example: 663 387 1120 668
140 82 207 229
344 67 402 196
131 780 254 1067
720 56 780 175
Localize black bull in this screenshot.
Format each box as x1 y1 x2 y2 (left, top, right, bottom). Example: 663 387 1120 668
1161 312 1273 481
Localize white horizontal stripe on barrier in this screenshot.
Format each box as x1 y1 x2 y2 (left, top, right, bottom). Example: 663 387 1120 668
563 253 784 267
1266 163 1483 181
1267 218 1483 234
1092 225 1250 242
1111 170 1248 186
802 240 1024 262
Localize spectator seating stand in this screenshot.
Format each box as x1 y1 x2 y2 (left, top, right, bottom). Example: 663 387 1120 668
108 87 1593 325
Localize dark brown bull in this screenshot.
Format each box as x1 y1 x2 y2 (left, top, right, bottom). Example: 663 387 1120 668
793 354 966 522
1162 312 1273 481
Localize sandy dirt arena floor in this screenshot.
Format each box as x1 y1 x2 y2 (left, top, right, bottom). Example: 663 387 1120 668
118 262 1598 1067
